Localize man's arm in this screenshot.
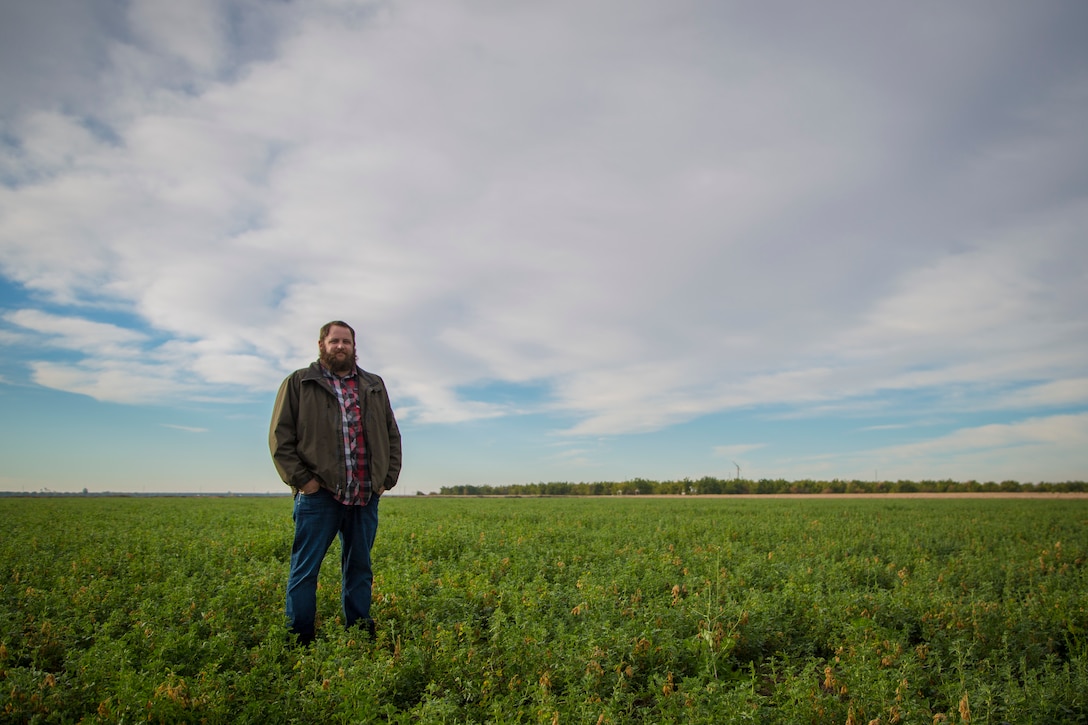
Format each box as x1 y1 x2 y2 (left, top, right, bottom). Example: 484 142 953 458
383 392 402 490
269 373 315 489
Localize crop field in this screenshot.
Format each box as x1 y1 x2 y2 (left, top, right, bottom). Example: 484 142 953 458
2 495 1086 724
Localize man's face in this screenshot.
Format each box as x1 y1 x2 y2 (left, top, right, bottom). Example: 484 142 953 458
319 325 357 374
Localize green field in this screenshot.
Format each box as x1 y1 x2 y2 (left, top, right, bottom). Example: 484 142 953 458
2 496 1086 724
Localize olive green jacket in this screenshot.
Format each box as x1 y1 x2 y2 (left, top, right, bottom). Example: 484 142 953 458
269 362 402 502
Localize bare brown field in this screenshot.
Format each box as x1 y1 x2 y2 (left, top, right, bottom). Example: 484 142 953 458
636 491 1088 499
429 492 1088 500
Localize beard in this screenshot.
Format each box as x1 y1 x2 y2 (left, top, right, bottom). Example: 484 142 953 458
320 346 357 375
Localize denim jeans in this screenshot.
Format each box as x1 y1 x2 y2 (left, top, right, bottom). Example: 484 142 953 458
285 487 379 644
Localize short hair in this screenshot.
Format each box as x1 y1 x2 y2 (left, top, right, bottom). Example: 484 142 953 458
319 320 355 343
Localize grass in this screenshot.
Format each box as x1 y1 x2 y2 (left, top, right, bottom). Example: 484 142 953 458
1 496 1086 723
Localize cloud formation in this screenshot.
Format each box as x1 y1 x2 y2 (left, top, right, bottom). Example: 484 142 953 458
1 0 1086 486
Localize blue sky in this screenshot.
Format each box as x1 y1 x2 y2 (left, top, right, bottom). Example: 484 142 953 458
2 0 1087 494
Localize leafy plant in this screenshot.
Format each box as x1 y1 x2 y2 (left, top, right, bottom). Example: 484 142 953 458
1 496 1086 723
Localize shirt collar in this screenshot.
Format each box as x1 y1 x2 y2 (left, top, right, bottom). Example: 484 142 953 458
319 363 355 381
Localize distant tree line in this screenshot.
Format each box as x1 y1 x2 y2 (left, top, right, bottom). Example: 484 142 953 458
437 477 1087 496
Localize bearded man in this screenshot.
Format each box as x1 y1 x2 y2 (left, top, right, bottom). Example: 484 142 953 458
270 320 402 644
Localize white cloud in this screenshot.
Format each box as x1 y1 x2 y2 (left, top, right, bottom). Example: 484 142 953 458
1 308 277 402
766 413 1088 483
988 379 1088 411
878 414 1088 458
27 360 185 404
126 0 227 76
161 424 210 433
5 111 102 173
4 309 145 356
1 0 1086 452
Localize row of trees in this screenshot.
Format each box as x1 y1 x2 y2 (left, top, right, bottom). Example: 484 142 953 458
437 477 1088 496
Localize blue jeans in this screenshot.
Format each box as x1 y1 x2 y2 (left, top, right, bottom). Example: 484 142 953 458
285 487 379 644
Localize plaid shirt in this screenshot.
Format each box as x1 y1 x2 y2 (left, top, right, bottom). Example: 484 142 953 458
322 366 370 506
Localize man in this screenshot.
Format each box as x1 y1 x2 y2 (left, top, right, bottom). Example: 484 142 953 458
270 321 402 644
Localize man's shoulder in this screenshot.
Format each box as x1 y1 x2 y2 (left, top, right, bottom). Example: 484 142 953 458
355 367 387 386
282 362 323 384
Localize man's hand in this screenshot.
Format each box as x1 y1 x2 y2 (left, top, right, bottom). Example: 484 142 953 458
300 479 321 495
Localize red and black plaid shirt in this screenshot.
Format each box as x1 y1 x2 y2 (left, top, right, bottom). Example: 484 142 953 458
322 367 370 506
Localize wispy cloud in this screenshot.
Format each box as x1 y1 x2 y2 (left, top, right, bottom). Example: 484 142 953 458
781 413 1088 483
874 413 1088 459
161 424 209 434
4 309 146 356
984 379 1088 411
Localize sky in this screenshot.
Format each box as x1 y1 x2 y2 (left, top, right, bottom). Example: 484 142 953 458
1 0 1087 494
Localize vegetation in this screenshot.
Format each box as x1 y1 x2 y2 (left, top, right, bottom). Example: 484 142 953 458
2 496 1086 723
438 477 1087 496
